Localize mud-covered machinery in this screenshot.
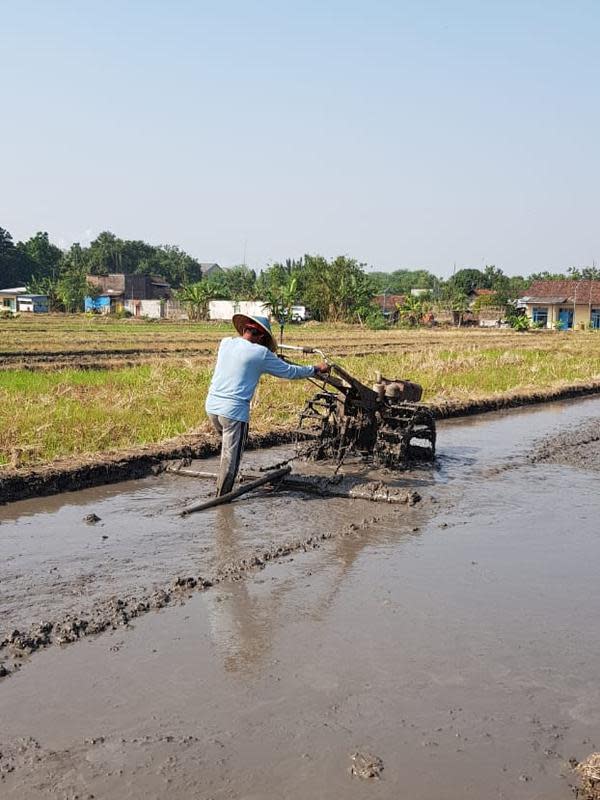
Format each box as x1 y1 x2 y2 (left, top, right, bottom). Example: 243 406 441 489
281 346 436 469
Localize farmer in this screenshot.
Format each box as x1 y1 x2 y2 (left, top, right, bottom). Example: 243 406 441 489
206 314 329 496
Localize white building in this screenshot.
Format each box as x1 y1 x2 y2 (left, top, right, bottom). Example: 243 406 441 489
208 300 270 321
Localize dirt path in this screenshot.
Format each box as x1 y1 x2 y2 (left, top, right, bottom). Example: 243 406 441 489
1 398 600 798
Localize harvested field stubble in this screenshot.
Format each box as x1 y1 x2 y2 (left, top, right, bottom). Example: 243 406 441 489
1 316 599 466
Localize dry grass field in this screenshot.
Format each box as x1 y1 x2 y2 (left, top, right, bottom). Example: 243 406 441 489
1 314 599 467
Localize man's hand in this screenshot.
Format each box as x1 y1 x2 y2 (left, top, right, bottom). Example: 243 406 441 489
313 362 330 377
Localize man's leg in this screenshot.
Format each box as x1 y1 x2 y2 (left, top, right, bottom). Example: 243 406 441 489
215 415 248 497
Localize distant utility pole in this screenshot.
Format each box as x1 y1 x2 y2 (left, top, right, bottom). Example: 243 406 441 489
242 239 247 268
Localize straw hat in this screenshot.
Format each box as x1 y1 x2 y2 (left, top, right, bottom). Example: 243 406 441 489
232 313 277 352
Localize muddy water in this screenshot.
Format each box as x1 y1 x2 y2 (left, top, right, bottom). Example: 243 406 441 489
1 397 600 798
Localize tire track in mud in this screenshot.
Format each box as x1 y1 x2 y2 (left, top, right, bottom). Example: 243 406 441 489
0 497 421 680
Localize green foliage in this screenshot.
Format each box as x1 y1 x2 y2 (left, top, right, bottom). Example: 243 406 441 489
55 248 93 313
448 268 486 294
527 270 567 281
370 268 438 294
567 265 600 280
262 275 298 339
396 295 430 327
364 309 387 330
302 255 375 322
0 227 30 286
203 271 230 299
223 265 257 300
509 314 531 332
176 282 216 321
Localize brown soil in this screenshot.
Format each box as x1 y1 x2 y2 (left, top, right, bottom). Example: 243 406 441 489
1 399 600 798
530 418 600 471
2 382 600 505
0 513 389 679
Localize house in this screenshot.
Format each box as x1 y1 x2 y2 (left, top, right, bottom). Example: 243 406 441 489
17 294 49 313
0 287 27 314
518 280 600 330
372 294 406 322
200 263 223 278
208 300 270 321
85 274 172 316
0 287 49 314
467 288 495 306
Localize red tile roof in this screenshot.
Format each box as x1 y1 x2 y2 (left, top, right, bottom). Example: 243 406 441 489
525 280 600 304
372 294 406 310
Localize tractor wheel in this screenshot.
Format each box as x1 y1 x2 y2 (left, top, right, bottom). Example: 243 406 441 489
374 404 436 468
295 391 340 461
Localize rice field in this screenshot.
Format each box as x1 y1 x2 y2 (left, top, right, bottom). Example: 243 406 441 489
1 315 599 467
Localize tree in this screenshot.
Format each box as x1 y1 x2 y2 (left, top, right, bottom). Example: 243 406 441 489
16 232 62 282
397 294 430 327
567 265 600 280
527 270 567 282
177 282 215 321
302 255 375 322
262 275 298 341
85 231 123 274
449 292 469 327
153 245 203 286
27 274 63 311
482 265 509 294
55 244 92 312
0 227 32 286
223 265 257 300
448 268 487 295
370 268 438 294
204 270 230 298
256 258 307 298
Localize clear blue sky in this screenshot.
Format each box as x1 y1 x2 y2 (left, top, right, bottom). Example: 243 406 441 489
2 0 599 276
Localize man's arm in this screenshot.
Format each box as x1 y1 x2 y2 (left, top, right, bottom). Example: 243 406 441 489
262 350 321 380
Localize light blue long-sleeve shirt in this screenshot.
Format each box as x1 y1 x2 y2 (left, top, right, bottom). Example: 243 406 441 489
205 337 315 423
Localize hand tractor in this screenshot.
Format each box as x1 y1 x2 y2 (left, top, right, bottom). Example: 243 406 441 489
279 344 436 469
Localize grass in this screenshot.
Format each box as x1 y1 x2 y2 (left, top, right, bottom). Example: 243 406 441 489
1 319 599 467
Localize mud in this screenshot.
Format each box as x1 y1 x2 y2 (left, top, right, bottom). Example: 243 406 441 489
530 418 600 471
1 397 600 798
0 428 299 505
0 514 387 675
3 381 600 507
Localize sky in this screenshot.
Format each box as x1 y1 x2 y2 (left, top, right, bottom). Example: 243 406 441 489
1 0 599 277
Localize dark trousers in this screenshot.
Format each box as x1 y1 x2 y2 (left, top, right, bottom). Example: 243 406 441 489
208 414 249 496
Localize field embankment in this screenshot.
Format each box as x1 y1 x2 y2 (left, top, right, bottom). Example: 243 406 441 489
1 316 599 473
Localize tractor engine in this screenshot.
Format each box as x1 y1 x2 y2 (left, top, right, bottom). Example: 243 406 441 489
295 365 436 469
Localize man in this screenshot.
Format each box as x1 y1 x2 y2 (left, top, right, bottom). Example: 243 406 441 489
206 314 329 496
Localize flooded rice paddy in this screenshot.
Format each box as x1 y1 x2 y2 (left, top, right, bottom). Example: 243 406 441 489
1 397 600 798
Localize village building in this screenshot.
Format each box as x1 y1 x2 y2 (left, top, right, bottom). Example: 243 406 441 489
85 274 172 317
0 286 49 314
0 287 27 314
372 293 406 322
519 280 600 330
200 263 223 278
208 299 270 321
